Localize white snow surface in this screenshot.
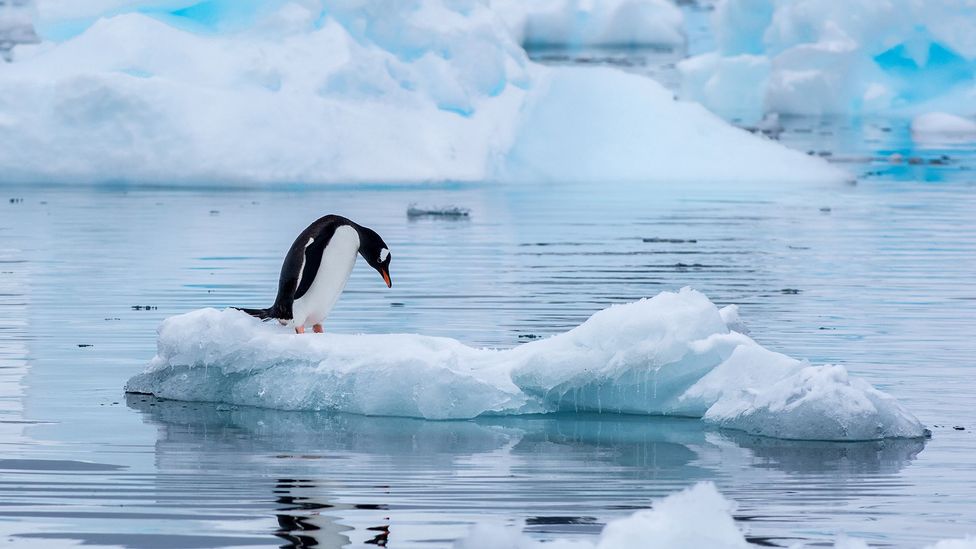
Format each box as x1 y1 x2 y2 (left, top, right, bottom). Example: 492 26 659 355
452 482 974 549
0 0 844 185
126 288 925 441
679 0 976 120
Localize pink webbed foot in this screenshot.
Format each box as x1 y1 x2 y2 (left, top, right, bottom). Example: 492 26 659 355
295 325 305 334
313 324 324 334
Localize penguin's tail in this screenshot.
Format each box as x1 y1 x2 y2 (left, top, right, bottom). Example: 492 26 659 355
234 307 274 321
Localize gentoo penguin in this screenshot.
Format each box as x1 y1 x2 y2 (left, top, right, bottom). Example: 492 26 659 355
237 215 392 334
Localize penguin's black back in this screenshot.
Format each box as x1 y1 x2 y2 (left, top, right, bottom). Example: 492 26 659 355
240 215 359 321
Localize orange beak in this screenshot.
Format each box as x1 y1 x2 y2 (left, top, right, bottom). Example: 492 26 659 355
381 269 392 288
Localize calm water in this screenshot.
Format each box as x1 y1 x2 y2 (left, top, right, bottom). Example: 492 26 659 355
1 148 975 548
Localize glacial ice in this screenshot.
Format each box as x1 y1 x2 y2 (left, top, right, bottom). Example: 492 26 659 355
491 0 685 49
0 0 844 185
453 482 976 549
125 288 926 441
911 112 976 144
679 0 976 120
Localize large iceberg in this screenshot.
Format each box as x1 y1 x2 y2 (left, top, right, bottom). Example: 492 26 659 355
126 288 926 441
0 0 844 185
679 0 976 121
454 482 975 549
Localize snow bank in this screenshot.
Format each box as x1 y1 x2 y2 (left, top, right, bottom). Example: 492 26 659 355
0 0 843 185
126 288 925 441
491 0 685 49
452 482 974 549
679 0 976 120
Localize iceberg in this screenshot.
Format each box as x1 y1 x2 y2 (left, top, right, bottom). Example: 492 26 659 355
453 482 975 549
911 112 976 144
491 0 685 50
679 0 976 120
0 0 844 185
126 288 926 441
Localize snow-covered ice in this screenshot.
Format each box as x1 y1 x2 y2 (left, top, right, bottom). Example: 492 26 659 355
679 0 976 120
455 483 749 549
0 0 844 185
453 482 975 549
911 112 976 144
126 288 925 441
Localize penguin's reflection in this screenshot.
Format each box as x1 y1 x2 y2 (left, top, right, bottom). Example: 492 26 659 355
273 478 342 549
272 478 391 548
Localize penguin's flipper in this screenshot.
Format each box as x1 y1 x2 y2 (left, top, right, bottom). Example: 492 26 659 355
234 307 273 320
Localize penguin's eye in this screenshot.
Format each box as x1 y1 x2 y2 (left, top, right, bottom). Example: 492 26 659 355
379 248 390 263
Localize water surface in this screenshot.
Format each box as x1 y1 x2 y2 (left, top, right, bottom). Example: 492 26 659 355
1 159 974 548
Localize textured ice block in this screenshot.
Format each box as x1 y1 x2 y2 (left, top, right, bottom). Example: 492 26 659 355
126 288 925 441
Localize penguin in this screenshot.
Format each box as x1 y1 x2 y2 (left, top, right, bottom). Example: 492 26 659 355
237 215 392 334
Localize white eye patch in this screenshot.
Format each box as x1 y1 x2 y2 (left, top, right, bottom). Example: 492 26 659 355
379 248 390 262
305 237 315 248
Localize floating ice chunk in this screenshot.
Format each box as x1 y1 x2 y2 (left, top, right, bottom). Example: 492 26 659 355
454 482 749 549
0 1 844 185
126 288 925 441
453 482 974 548
407 203 471 218
923 538 976 549
911 112 976 143
597 482 749 549
492 0 685 49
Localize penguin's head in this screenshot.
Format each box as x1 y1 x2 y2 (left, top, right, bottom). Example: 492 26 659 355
357 226 392 288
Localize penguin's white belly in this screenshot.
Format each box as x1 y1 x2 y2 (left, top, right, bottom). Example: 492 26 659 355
292 225 360 327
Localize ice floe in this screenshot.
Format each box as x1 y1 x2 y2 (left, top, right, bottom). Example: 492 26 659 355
911 112 976 143
453 482 975 549
126 288 925 441
0 0 843 185
407 203 471 218
679 0 976 121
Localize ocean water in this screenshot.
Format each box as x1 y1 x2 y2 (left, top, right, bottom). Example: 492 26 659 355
1 141 975 548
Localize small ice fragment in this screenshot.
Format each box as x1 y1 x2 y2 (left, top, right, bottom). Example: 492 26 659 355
407 204 471 218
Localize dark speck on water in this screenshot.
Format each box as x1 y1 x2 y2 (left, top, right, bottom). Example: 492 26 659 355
643 237 698 243
781 288 802 294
